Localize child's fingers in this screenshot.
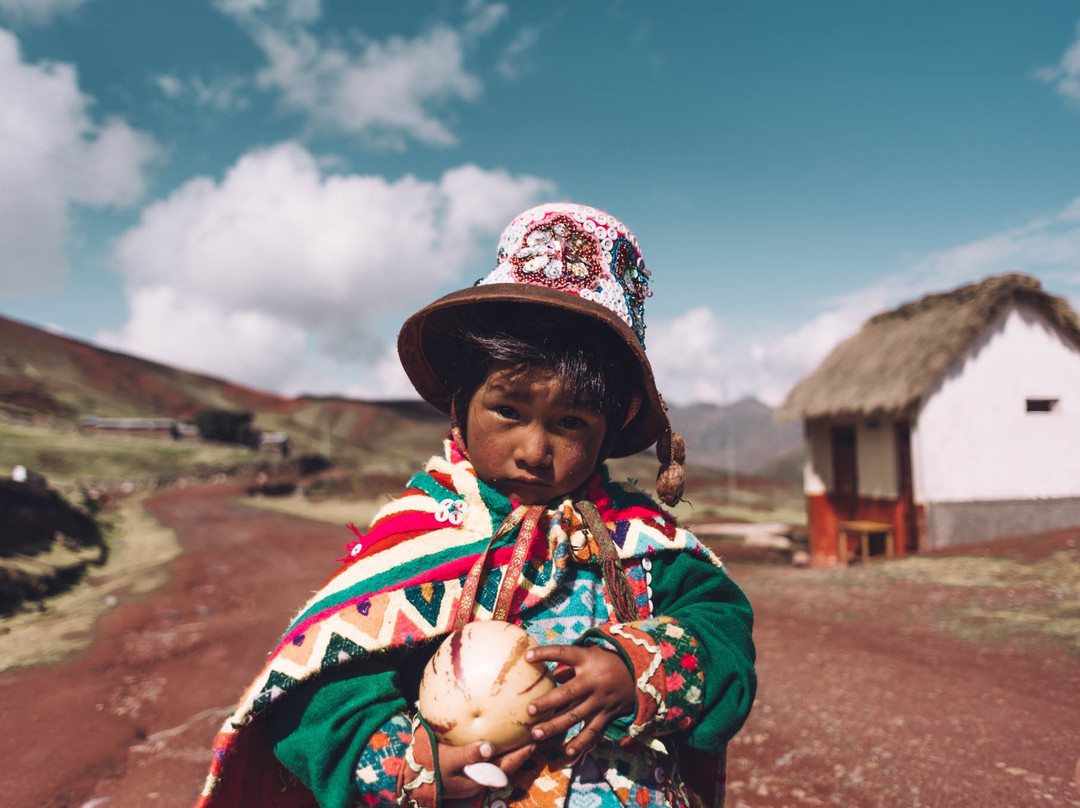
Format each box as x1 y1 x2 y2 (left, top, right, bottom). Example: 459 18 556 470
553 665 575 684
443 742 536 797
439 741 499 798
470 740 496 763
563 716 608 758
442 772 484 798
440 740 495 775
525 643 585 667
528 671 586 718
455 740 495 765
529 693 601 741
494 743 536 774
525 645 633 743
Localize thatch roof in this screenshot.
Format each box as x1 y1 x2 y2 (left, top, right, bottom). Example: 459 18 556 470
777 274 1080 421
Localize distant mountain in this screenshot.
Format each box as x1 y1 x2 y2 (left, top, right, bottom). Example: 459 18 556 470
667 397 803 476
0 313 447 472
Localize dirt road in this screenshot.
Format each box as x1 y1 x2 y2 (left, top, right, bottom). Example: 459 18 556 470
725 561 1080 807
1 485 1077 807
1 485 347 808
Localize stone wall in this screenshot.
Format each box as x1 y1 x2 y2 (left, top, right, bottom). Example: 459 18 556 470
925 497 1080 547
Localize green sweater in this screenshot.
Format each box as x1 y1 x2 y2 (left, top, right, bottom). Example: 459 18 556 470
266 551 755 808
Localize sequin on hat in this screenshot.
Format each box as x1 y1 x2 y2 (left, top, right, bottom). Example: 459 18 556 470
480 202 653 347
397 201 680 475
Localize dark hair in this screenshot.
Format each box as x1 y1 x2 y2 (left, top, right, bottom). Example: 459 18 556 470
441 303 640 451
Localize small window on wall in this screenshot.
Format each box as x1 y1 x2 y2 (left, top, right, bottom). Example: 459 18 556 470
1026 398 1059 413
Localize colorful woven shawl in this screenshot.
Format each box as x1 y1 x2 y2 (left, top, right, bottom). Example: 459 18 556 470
196 448 719 807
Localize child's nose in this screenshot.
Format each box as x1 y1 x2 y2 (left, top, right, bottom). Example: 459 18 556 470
516 426 553 468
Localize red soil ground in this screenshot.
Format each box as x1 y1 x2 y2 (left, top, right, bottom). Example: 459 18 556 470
1 485 1077 808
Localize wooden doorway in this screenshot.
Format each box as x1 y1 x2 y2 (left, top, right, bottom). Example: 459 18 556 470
895 421 916 552
830 425 857 519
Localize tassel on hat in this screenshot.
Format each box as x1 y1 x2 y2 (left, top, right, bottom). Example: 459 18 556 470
653 395 685 506
652 395 686 507
655 427 686 507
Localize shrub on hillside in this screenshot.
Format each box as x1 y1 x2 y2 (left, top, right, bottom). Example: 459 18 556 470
0 480 103 558
297 453 333 477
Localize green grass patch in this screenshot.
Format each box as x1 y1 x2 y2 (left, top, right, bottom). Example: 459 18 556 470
674 502 808 527
936 598 1080 654
877 550 1080 594
0 493 181 671
0 423 259 485
244 494 386 530
858 549 1080 654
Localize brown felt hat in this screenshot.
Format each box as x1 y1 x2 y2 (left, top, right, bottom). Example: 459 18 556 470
397 203 684 499
398 284 667 458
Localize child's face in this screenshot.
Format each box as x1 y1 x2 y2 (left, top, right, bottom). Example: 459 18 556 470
465 366 607 505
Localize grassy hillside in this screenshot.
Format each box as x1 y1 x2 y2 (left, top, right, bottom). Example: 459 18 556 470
0 493 182 667
0 313 289 421
0 312 451 479
0 423 260 486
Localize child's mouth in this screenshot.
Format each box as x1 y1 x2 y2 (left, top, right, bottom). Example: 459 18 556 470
509 475 548 487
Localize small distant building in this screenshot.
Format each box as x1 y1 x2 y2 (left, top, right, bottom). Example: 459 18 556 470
174 422 201 440
779 274 1080 564
258 431 291 458
80 416 178 439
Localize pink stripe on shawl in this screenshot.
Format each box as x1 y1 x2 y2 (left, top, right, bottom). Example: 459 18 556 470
278 541 531 652
355 512 441 556
587 476 673 524
367 511 438 542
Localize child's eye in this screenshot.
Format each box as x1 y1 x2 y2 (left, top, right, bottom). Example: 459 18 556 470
559 416 587 429
493 405 518 420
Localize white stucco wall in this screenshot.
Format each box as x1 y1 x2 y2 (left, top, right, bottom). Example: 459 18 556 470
913 304 1080 502
856 419 898 498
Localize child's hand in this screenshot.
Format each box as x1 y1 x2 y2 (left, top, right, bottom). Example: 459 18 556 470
524 644 635 758
437 740 535 798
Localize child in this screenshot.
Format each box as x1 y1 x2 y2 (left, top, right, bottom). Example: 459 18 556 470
196 202 756 808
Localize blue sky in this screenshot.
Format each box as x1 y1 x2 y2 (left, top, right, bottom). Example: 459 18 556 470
2 0 1080 406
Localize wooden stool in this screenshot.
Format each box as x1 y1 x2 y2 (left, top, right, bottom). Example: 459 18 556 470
838 520 895 564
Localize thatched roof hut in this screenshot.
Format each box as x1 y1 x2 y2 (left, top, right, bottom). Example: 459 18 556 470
778 274 1080 421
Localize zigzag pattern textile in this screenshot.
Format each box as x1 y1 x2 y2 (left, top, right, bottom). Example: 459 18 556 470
196 444 722 807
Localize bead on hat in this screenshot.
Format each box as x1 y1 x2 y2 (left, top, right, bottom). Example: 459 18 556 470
478 202 653 347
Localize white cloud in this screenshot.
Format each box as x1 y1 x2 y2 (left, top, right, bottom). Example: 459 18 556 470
0 28 157 294
902 203 1080 290
462 0 507 40
344 348 418 400
153 72 249 111
101 142 553 394
154 73 183 98
218 0 506 148
253 26 478 148
214 0 320 24
647 307 727 403
0 0 90 24
495 25 540 80
101 286 310 391
649 196 1080 408
1035 20 1080 105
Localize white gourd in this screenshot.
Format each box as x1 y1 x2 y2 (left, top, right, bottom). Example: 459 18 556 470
417 621 556 752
